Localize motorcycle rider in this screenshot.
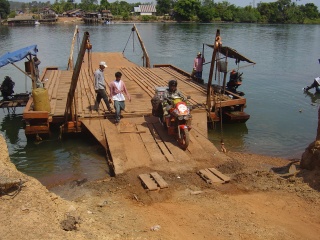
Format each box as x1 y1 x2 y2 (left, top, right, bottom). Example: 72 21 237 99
162 80 186 116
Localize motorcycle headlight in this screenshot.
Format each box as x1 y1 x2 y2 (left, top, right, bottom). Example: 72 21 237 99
184 116 189 120
178 116 184 120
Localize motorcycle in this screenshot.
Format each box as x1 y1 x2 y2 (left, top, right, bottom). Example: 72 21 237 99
163 96 192 150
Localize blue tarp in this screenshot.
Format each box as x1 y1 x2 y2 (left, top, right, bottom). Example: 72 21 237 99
0 45 38 68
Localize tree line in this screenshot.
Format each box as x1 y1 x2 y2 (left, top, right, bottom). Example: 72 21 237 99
1 0 319 24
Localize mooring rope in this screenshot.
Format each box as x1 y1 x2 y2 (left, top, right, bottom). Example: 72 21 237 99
215 48 226 153
122 29 134 54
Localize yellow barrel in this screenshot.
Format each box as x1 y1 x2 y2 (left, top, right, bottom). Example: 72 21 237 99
32 88 51 112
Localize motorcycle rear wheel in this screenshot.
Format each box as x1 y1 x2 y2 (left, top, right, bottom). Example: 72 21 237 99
179 128 190 150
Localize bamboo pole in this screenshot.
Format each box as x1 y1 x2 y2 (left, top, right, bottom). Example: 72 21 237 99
67 25 79 70
10 61 36 89
132 24 150 68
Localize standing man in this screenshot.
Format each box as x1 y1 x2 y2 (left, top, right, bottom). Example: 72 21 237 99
33 56 41 87
94 61 113 113
193 52 205 80
109 72 131 124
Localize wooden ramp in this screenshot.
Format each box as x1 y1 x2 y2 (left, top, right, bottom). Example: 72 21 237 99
82 112 217 175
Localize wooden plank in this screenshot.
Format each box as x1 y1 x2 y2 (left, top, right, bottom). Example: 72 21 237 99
208 168 231 182
50 70 62 115
23 111 49 119
136 124 167 162
101 120 127 175
23 97 34 113
198 169 224 184
45 70 56 101
78 70 88 114
82 69 99 112
157 142 175 162
80 70 94 114
152 121 191 162
139 173 159 191
214 98 246 108
81 119 107 149
25 125 50 134
150 172 168 189
147 123 174 162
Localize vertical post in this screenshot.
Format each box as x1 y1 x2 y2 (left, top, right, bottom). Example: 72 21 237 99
207 29 221 111
222 50 228 94
317 107 320 140
222 72 227 94
64 31 90 124
132 24 150 68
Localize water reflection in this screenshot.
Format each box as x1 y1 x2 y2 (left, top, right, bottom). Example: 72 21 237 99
0 119 110 188
208 123 249 152
303 91 320 106
0 114 22 144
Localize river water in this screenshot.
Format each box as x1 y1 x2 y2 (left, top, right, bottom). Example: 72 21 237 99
0 23 319 186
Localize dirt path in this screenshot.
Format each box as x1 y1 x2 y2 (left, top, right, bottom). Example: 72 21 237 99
1 135 319 239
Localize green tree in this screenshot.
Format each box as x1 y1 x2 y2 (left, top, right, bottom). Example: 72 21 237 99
156 0 171 15
197 5 216 22
276 0 293 23
8 11 15 18
301 3 319 19
257 2 279 23
51 3 64 14
100 0 110 10
215 1 234 21
79 0 98 11
0 0 10 19
234 6 260 23
173 0 200 21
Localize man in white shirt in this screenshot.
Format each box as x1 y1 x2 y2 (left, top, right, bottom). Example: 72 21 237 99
109 71 131 124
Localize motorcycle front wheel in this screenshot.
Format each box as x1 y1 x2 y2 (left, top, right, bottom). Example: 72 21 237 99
179 128 190 150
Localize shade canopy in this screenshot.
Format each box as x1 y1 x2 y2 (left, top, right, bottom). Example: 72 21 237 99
206 44 255 64
0 45 38 68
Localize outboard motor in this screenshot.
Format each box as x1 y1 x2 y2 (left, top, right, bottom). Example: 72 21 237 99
0 76 15 100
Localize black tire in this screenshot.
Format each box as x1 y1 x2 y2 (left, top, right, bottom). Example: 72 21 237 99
179 128 190 150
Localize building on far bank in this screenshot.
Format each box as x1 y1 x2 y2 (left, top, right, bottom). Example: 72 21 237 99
63 9 84 17
39 8 58 23
7 15 36 25
134 5 156 16
101 10 113 22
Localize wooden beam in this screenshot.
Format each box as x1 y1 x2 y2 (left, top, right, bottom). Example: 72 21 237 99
207 29 221 111
132 24 150 68
64 31 90 124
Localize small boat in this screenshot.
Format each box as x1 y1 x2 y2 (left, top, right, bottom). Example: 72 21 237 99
204 29 256 124
35 20 40 25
